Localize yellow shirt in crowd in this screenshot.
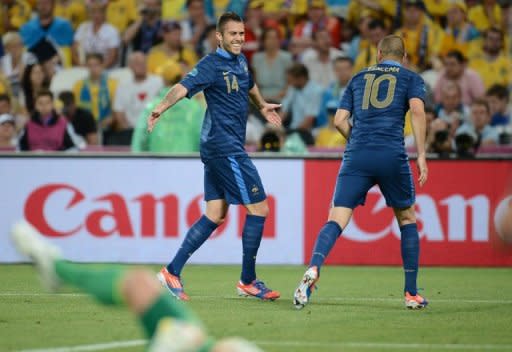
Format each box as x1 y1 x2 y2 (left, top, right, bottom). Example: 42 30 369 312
107 0 139 33
72 78 118 121
147 45 198 75
396 15 444 69
468 4 502 33
354 45 377 73
54 0 87 30
469 51 511 89
0 0 31 34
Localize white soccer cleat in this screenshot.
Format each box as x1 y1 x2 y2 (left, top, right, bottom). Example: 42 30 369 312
10 221 62 292
293 266 319 310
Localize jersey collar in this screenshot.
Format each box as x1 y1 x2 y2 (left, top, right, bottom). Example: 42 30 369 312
216 47 237 59
381 60 402 67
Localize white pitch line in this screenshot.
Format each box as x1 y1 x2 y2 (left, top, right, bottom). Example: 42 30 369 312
2 293 512 304
13 339 512 352
15 340 146 352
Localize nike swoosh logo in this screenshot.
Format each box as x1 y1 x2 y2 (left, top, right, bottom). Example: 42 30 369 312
223 71 230 75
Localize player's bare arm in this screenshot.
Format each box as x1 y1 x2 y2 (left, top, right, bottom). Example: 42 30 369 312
409 97 428 187
248 84 282 126
334 108 351 139
147 83 189 133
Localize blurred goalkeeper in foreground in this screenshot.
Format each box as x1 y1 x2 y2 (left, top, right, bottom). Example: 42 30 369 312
11 221 263 352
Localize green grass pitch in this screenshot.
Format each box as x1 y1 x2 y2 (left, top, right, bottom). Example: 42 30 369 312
1 265 512 352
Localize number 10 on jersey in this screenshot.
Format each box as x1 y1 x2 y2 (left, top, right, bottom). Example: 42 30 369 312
362 73 397 109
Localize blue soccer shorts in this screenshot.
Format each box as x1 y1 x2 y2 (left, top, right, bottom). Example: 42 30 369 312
332 150 415 209
203 155 267 205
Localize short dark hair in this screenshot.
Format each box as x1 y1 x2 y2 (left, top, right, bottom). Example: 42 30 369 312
445 49 466 63
85 52 104 64
58 90 75 106
216 12 243 33
0 94 11 104
486 84 509 101
287 63 309 79
35 89 54 101
471 97 490 114
186 0 202 7
368 18 386 31
333 56 353 66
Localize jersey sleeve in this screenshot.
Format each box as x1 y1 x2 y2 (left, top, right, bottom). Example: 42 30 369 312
338 79 354 112
180 56 216 98
407 73 426 102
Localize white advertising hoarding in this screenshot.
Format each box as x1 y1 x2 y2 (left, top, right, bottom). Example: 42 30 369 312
0 157 304 264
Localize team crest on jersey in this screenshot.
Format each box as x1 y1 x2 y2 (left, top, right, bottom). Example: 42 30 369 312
251 185 259 194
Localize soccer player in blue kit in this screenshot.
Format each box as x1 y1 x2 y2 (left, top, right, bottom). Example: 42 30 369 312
294 35 429 310
147 12 282 301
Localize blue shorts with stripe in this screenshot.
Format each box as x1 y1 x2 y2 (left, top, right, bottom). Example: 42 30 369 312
203 155 267 205
333 150 415 209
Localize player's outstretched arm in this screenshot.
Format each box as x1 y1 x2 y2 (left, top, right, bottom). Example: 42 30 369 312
334 108 351 140
147 83 189 133
249 84 282 126
409 97 428 187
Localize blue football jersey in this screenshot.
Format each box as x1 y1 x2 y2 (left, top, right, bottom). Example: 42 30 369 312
338 60 426 153
180 48 254 160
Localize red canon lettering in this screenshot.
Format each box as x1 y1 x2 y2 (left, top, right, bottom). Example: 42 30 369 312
24 183 84 237
134 194 178 237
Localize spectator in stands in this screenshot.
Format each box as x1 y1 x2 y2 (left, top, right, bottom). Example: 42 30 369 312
251 27 292 101
180 0 213 55
113 52 163 137
353 18 387 73
0 113 16 149
0 0 31 35
204 0 247 20
54 0 87 30
292 0 342 56
21 63 49 114
347 1 392 31
106 0 138 36
395 0 444 71
198 24 217 57
280 63 323 135
0 93 25 130
436 81 469 125
469 27 511 89
18 90 83 151
123 0 163 54
346 11 373 62
455 98 499 150
486 84 510 127
242 0 270 64
73 0 121 68
131 61 203 152
468 0 504 33
315 101 347 148
318 56 353 128
427 117 453 157
20 0 74 67
73 53 118 132
439 0 479 58
301 27 344 89
1 32 36 97
147 20 198 74
58 90 98 145
434 50 485 106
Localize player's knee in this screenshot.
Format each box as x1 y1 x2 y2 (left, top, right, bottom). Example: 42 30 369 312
246 202 269 217
394 207 416 226
206 213 226 225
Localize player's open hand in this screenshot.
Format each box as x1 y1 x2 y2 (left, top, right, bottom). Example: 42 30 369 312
147 110 161 133
260 103 282 126
416 154 428 187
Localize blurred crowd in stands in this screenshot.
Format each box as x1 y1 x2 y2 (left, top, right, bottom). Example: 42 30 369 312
0 0 510 157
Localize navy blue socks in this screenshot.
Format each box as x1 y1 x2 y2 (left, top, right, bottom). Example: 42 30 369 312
310 221 343 272
400 223 420 295
167 215 218 276
240 214 266 284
